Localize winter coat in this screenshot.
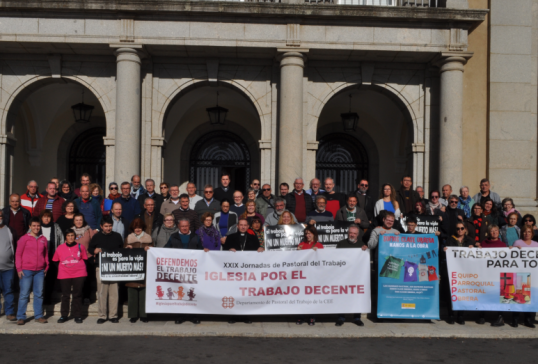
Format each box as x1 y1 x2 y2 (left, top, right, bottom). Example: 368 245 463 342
16 233 49 272
335 206 370 230
213 211 238 236
164 232 202 250
33 194 65 222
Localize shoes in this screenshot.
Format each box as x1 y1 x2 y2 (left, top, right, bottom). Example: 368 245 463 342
510 318 518 328
17 319 25 326
6 315 16 322
308 318 315 326
228 319 236 324
491 315 505 327
97 319 106 324
353 319 364 327
456 316 465 325
57 316 68 324
447 316 455 325
175 319 185 324
524 318 536 329
130 318 138 323
83 299 91 305
476 318 486 325
335 319 345 327
141 318 148 323
110 318 119 323
75 318 83 324
296 319 303 325
35 317 48 324
191 318 201 324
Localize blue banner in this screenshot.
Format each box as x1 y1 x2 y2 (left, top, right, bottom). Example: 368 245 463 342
377 234 440 319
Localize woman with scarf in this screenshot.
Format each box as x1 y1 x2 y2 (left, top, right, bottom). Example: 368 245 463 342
249 217 265 249
500 212 521 247
71 213 97 304
36 210 64 305
481 199 503 227
457 186 475 218
59 180 75 201
426 190 445 216
464 204 488 246
151 213 178 247
196 212 222 250
500 198 522 228
520 214 538 241
56 200 78 233
124 218 153 323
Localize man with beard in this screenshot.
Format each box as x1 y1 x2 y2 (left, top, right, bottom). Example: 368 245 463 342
323 177 346 219
264 197 298 226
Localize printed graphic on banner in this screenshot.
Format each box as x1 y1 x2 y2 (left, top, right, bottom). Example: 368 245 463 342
447 248 538 311
264 221 351 250
401 216 440 234
99 249 146 281
377 234 440 320
146 249 371 315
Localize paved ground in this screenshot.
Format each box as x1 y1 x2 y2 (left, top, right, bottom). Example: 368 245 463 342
0 334 536 364
1 311 537 339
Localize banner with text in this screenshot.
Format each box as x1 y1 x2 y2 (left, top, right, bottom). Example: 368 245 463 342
377 234 440 320
401 216 440 233
99 249 146 281
146 248 371 315
446 247 538 311
264 221 352 250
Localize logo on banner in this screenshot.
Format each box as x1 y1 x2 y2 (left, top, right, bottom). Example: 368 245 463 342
222 296 235 309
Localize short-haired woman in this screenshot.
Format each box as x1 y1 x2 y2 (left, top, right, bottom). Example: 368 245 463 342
374 183 401 218
500 212 521 247
249 217 265 249
124 218 153 323
56 200 78 234
196 212 222 250
53 229 88 324
477 225 507 327
36 210 64 305
90 183 105 214
152 213 178 247
501 198 522 228
296 225 324 326
71 213 97 304
510 226 537 328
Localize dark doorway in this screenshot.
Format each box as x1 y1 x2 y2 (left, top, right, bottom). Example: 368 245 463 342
68 128 106 188
316 133 369 193
189 131 251 194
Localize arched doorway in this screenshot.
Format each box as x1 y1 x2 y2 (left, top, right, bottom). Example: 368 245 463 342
189 131 251 193
68 127 106 188
316 133 369 193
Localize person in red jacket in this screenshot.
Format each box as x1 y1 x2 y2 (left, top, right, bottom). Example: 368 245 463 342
32 182 65 222
15 217 49 325
296 225 323 326
20 180 42 215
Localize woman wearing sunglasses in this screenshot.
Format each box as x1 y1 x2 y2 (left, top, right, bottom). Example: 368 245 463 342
443 221 474 325
520 214 538 240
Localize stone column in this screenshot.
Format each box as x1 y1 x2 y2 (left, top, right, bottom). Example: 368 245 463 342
113 47 142 182
436 52 472 189
278 52 306 185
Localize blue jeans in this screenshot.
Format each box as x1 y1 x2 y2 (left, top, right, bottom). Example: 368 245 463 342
0 269 15 316
17 270 45 320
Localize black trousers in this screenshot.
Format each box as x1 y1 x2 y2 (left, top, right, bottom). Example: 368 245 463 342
83 260 95 301
44 263 58 303
60 277 85 318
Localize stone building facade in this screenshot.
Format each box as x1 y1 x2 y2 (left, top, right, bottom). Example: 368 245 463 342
0 0 536 213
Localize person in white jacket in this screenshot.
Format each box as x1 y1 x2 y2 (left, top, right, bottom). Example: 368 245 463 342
374 183 402 219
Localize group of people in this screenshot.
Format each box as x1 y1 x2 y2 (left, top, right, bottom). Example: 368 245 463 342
0 173 536 329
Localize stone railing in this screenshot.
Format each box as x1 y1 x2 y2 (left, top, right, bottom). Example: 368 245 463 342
215 0 442 5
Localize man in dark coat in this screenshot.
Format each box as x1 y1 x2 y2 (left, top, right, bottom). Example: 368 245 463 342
213 174 234 203
2 193 31 243
134 198 163 234
442 195 466 237
352 179 375 223
396 175 421 217
137 179 164 213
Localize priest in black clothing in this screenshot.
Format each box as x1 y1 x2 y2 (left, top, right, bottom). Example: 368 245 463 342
213 174 235 203
223 218 264 253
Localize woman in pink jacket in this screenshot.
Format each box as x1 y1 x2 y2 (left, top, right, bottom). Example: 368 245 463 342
16 217 49 325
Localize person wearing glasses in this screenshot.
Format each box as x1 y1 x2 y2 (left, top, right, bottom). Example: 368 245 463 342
323 177 346 219
152 213 178 248
353 179 375 223
134 198 162 235
214 174 234 203
284 178 315 223
240 200 265 226
374 183 401 219
520 214 538 241
230 191 246 216
159 182 171 202
160 184 182 215
255 184 275 217
427 190 446 216
194 185 221 217
500 198 522 228
250 179 261 199
21 180 43 215
196 212 222 251
441 195 466 237
137 179 164 214
442 221 474 325
305 178 325 204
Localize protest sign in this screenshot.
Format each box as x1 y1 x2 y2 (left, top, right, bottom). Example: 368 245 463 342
401 215 440 233
447 247 538 311
377 234 440 319
146 248 371 315
264 221 352 250
99 249 146 281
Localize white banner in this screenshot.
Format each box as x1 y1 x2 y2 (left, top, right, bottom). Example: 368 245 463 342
146 248 371 315
446 247 538 312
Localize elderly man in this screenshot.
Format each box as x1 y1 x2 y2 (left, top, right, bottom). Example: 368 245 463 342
264 197 298 226
214 174 234 203
74 185 103 230
134 198 162 234
230 191 245 216
186 183 203 210
130 175 146 200
114 182 141 227
306 178 325 204
33 182 65 221
172 194 200 232
335 224 367 327
2 194 30 243
0 209 16 322
194 185 220 217
160 185 182 215
336 195 369 230
21 180 42 215
323 177 346 219
439 184 453 207
472 178 502 208
256 184 275 217
284 178 314 223
307 195 334 225
137 179 164 213
110 202 125 239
